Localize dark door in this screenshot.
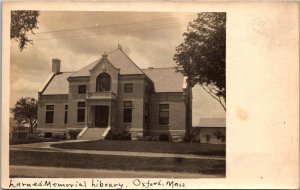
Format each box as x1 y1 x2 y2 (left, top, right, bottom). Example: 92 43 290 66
94 106 109 128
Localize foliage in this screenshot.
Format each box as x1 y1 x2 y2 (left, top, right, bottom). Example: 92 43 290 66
10 97 38 134
11 10 39 51
174 12 226 110
213 130 226 142
158 134 170 141
105 130 131 140
68 129 81 139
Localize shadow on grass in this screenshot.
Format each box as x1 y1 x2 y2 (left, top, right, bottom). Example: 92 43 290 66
10 150 225 177
51 140 226 156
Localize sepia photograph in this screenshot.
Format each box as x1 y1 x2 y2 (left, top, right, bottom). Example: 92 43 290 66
2 1 299 189
8 11 226 179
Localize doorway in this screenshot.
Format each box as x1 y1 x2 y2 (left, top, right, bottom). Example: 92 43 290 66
94 106 109 128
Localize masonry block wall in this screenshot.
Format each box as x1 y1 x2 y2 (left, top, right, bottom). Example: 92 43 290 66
68 77 90 130
37 48 192 141
37 95 68 134
117 75 146 136
148 92 186 140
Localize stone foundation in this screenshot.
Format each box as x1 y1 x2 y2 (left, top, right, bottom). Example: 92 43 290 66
169 130 186 142
129 128 143 140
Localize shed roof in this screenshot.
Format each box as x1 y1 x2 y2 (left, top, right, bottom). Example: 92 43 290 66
70 48 144 77
142 67 184 92
196 118 226 128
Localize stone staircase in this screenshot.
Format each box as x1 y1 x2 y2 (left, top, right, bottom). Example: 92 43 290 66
77 127 110 140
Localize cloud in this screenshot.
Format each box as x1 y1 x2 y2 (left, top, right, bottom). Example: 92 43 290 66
10 11 210 113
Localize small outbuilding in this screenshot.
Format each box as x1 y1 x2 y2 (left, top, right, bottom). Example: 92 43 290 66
192 118 225 144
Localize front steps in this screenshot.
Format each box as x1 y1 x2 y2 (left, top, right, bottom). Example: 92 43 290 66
77 127 110 140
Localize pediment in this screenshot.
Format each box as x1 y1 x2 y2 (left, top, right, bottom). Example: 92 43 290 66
89 57 120 74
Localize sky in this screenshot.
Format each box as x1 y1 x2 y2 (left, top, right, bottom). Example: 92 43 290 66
10 11 225 125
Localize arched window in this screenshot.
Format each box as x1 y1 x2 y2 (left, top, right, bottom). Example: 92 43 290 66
96 73 111 92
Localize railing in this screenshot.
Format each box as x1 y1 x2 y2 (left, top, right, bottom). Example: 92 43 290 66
86 91 116 100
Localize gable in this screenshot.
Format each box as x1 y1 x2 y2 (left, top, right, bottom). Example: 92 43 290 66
69 48 144 78
107 48 144 75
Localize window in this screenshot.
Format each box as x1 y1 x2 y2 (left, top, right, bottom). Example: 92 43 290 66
45 105 54 124
64 105 68 124
78 85 86 94
77 102 85 122
124 83 133 93
123 101 132 123
144 115 148 124
96 73 111 92
145 102 148 111
44 132 52 138
159 104 169 125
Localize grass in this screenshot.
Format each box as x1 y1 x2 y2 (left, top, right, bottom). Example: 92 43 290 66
10 150 225 177
10 137 64 145
51 140 225 156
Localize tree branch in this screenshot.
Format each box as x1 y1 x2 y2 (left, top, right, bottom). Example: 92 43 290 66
201 84 226 111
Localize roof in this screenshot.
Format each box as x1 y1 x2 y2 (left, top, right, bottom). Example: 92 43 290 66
42 72 73 95
196 118 226 128
40 48 185 95
142 67 184 92
70 48 144 77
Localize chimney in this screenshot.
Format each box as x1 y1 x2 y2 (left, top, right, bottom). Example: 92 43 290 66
118 44 122 50
52 58 61 74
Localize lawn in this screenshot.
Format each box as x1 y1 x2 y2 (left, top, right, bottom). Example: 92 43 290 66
10 137 64 145
10 150 225 177
51 140 225 156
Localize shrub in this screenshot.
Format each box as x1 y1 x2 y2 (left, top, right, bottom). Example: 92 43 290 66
158 134 169 141
52 133 67 140
68 129 81 139
105 130 131 141
183 133 192 143
27 134 36 140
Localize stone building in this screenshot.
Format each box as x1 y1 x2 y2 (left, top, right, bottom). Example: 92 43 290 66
37 46 192 141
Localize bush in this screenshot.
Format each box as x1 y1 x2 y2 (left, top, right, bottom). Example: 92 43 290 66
27 134 36 139
68 129 81 139
105 130 131 141
158 134 169 141
52 133 67 140
183 133 192 143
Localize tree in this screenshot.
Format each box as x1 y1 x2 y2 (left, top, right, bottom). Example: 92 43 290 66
11 10 39 51
10 97 38 134
174 12 226 110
